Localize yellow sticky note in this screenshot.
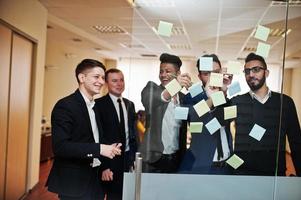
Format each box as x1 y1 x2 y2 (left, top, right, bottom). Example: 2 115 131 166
193 100 210 117
209 72 223 87
165 79 182 96
254 25 270 42
189 122 203 133
224 105 237 120
211 91 226 107
226 61 242 75
256 42 270 58
157 21 173 37
226 154 244 169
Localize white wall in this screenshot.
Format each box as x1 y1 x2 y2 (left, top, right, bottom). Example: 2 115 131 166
43 38 106 122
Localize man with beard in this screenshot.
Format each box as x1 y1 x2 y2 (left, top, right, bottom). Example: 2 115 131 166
231 53 301 176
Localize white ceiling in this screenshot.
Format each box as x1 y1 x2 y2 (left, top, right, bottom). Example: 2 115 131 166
40 0 301 68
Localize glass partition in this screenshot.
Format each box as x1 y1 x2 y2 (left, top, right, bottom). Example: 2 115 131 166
120 0 301 199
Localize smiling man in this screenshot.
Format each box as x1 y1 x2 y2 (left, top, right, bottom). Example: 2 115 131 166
139 53 192 173
231 53 301 176
95 68 138 200
46 59 122 200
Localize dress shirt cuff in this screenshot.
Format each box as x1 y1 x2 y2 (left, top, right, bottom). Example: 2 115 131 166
161 91 171 102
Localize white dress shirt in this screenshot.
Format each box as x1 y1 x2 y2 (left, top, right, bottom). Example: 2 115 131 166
80 91 101 167
161 93 181 154
249 88 271 104
212 127 231 162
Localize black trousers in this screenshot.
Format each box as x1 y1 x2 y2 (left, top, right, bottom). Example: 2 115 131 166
144 152 180 173
105 151 133 200
59 168 104 200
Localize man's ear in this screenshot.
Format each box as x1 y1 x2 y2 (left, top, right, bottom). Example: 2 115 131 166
176 70 181 76
198 73 202 80
78 73 85 83
265 69 269 78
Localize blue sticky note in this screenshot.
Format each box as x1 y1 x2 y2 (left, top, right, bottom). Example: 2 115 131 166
254 25 270 42
174 107 189 120
228 81 241 97
157 21 173 37
249 124 266 141
256 42 271 58
205 117 221 135
199 57 213 71
189 82 203 98
211 91 226 107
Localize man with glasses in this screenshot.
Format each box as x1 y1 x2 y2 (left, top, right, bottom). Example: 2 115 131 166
231 53 301 176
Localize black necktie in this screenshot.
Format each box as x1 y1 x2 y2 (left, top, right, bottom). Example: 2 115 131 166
117 98 126 146
216 130 224 160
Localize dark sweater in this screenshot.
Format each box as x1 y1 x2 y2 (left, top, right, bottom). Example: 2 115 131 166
231 92 301 176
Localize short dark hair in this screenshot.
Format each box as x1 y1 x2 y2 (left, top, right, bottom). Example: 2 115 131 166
160 53 182 69
245 53 267 69
105 68 123 81
196 54 221 71
75 59 106 83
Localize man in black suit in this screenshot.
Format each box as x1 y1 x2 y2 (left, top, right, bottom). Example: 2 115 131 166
46 59 122 200
95 68 138 200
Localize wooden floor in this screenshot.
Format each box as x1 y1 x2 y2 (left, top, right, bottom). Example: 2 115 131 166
23 160 58 200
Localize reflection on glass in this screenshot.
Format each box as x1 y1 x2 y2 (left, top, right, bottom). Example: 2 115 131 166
139 53 189 173
122 0 301 199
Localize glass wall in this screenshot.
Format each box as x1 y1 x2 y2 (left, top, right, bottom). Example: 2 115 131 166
121 0 301 199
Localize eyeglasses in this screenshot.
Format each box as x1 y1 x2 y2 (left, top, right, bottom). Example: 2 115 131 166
243 66 266 75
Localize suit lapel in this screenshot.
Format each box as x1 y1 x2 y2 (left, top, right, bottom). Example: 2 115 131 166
105 94 120 124
74 90 95 140
93 106 104 140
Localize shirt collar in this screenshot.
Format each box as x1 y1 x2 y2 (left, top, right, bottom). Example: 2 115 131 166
249 88 271 103
109 93 122 103
80 90 95 108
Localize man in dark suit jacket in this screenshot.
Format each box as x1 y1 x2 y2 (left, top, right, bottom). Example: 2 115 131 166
178 54 233 174
95 68 138 200
139 53 191 173
46 59 122 200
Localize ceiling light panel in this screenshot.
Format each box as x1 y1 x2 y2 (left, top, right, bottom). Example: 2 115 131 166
172 27 186 36
120 43 145 49
92 25 125 34
243 47 257 52
135 0 175 7
269 28 292 37
271 0 301 6
169 44 191 50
